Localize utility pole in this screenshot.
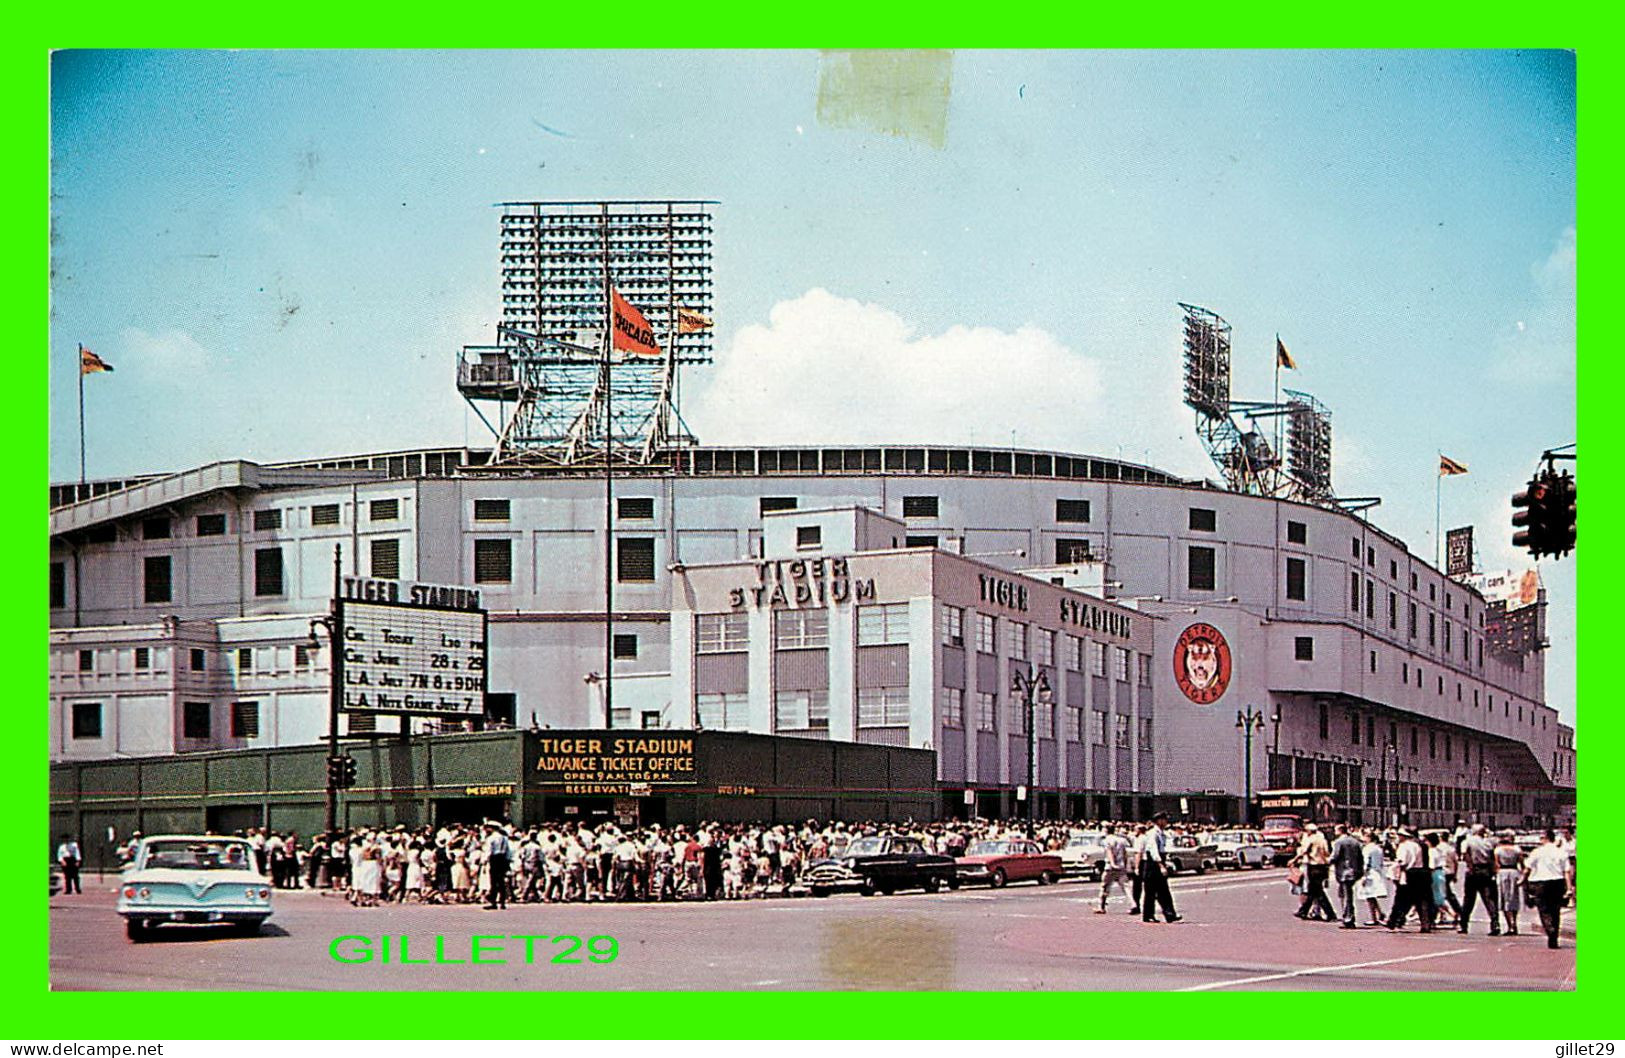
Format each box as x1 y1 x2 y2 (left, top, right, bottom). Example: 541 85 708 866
1010 667 1051 837
1236 707 1266 824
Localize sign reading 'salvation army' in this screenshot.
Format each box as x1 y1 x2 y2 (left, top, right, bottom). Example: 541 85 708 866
338 577 487 717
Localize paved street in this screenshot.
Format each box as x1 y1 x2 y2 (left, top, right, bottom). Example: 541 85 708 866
51 870 1575 991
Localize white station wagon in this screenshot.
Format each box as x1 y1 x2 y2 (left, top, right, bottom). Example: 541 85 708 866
117 835 273 941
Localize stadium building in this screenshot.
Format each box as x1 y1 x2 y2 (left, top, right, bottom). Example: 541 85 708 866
48 202 1575 832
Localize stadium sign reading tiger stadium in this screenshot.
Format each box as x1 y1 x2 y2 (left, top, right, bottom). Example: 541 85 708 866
533 736 697 795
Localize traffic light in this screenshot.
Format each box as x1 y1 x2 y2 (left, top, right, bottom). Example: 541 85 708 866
1511 475 1549 556
341 756 358 789
326 755 346 789
1547 471 1576 558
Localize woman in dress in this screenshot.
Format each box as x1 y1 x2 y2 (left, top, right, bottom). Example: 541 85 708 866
354 835 383 907
450 840 472 902
1354 827 1389 925
383 840 404 903
1425 833 1453 926
404 840 425 902
1494 830 1526 935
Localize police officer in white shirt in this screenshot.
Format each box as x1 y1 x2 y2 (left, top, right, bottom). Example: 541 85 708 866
1522 829 1574 949
56 834 82 894
1138 813 1180 923
482 822 511 910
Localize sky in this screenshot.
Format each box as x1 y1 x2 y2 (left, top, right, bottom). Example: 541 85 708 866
48 49 1577 729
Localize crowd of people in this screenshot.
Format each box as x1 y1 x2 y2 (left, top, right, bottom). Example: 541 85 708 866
94 813 1574 949
1284 822 1576 949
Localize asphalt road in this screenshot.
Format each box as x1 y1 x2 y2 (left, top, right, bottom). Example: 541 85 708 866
50 869 1575 991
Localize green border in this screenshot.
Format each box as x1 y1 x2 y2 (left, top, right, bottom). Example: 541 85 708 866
13 27 1609 1037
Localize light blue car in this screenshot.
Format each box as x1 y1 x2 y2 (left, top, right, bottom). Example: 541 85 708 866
117 835 273 942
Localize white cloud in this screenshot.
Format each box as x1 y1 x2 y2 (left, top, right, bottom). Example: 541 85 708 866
120 326 213 380
688 287 1209 475
1490 225 1575 386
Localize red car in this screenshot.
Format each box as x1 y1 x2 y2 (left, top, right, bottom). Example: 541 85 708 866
955 839 1065 888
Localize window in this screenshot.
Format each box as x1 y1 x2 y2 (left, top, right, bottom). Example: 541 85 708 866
1403 662 1408 682
617 538 656 582
759 497 797 514
142 517 171 540
1115 713 1131 748
1091 709 1107 745
1411 727 1419 755
1285 557 1306 601
1006 621 1028 660
1351 713 1361 744
977 692 997 730
696 693 749 731
642 711 662 730
253 508 281 531
1065 706 1083 741
237 647 254 672
1035 628 1055 667
795 526 821 549
1137 654 1152 687
1427 612 1436 646
1294 636 1314 661
1443 621 1452 652
696 612 748 652
474 539 512 584
474 499 510 521
1113 647 1130 682
1286 520 1307 544
50 562 66 609
1350 572 1360 612
1409 602 1418 639
1188 545 1216 591
370 499 399 521
231 701 260 739
1367 715 1376 747
1390 721 1398 747
183 701 211 740
1388 592 1397 629
941 687 964 728
1140 716 1153 748
902 495 938 518
311 503 341 527
776 609 829 649
1445 593 1452 612
370 538 401 580
254 548 284 596
135 647 150 670
907 535 939 549
1318 701 1329 739
1066 635 1083 672
1369 650 1378 673
1089 641 1106 676
1352 537 1361 559
1366 579 1374 619
1390 559 1398 579
85 524 115 544
77 649 93 672
941 605 964 647
1438 675 1444 695
612 634 639 660
143 555 172 604
295 644 312 668
1429 730 1437 759
974 613 997 653
1456 682 1463 702
1188 507 1216 532
858 686 910 727
1056 498 1091 523
1429 583 1437 602
1055 538 1092 563
775 689 829 731
1367 547 1375 567
1411 572 1419 590
857 603 909 646
195 513 226 537
617 496 655 520
71 702 102 739
190 648 205 672
1445 735 1453 762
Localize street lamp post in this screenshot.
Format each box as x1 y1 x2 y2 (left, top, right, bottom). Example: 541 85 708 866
1236 707 1266 824
1011 666 1052 836
1380 742 1398 829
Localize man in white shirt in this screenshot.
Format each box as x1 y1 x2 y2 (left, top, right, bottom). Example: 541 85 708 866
56 834 82 895
1522 830 1574 949
1384 828 1435 932
1138 813 1181 923
1097 825 1132 914
482 823 511 910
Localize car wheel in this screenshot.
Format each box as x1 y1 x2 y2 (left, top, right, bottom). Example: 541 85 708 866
946 876 961 890
1169 858 1183 874
859 878 878 897
812 887 831 898
879 884 896 896
125 919 149 943
922 875 942 894
990 868 1008 888
233 918 265 936
1040 870 1059 886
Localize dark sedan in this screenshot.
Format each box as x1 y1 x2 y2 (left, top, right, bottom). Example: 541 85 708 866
804 835 960 896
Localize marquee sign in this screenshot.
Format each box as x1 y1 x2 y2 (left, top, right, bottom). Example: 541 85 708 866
533 736 698 795
338 576 487 717
1172 622 1231 705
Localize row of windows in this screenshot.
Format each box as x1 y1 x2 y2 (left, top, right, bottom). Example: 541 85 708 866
68 700 259 740
1294 637 1543 728
696 604 914 652
108 548 292 606
92 501 405 548
471 538 657 585
65 644 317 675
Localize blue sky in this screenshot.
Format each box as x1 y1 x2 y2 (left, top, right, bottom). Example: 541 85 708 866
49 49 1577 725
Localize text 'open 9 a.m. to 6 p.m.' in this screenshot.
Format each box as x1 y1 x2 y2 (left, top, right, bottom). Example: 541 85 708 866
340 600 487 716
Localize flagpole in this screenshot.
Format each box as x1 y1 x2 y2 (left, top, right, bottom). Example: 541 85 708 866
1273 333 1282 493
1435 457 1442 569
600 205 614 732
78 343 86 485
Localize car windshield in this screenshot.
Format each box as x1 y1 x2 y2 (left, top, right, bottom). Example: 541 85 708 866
1262 816 1300 829
1067 833 1103 846
143 840 254 871
968 841 1012 856
845 837 884 857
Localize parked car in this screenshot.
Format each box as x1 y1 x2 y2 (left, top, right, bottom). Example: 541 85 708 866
804 835 960 897
1210 829 1275 869
1059 831 1108 880
117 835 272 941
1162 833 1217 875
49 862 63 896
956 839 1065 888
1260 813 1307 865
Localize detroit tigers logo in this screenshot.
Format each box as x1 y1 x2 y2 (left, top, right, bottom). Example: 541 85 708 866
1172 623 1232 705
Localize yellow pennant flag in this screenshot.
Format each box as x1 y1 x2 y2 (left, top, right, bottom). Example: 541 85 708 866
676 306 714 334
1439 454 1469 476
80 347 115 375
1276 337 1296 371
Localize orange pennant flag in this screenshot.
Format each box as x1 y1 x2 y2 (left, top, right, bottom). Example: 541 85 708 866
610 287 662 359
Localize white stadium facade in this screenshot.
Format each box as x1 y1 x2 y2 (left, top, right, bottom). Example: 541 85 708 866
48 440 1576 828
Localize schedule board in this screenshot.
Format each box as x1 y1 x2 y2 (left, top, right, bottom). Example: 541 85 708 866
337 578 487 717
